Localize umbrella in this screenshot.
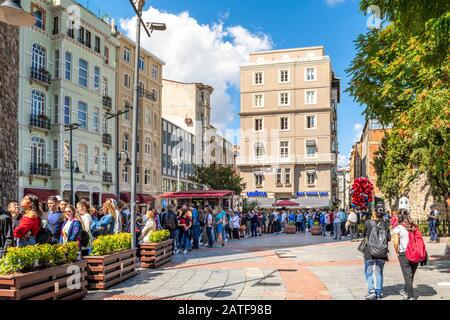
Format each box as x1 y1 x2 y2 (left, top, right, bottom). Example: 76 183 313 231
273 200 300 207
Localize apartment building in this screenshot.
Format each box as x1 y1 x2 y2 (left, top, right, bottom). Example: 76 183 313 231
337 168 350 210
18 0 119 205
116 35 164 204
238 47 339 208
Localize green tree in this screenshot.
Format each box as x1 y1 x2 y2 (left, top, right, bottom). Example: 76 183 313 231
189 164 246 195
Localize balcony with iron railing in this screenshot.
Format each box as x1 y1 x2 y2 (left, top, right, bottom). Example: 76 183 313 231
237 154 336 166
30 163 51 176
29 114 51 131
138 88 156 101
102 171 112 183
30 68 51 86
102 133 112 146
102 95 112 109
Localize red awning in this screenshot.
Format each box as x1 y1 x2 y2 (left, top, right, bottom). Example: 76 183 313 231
273 200 300 207
138 194 155 204
159 190 234 199
101 193 117 204
23 188 58 202
120 192 131 203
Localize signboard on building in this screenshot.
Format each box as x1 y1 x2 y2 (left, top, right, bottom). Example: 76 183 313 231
247 191 268 197
296 192 329 198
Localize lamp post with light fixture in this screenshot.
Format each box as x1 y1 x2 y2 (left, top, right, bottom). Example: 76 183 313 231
128 0 166 249
0 0 35 26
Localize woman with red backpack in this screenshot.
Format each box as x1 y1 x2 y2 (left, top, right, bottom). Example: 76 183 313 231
393 210 427 300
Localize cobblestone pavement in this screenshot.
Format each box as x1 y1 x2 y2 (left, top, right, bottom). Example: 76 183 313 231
85 233 450 300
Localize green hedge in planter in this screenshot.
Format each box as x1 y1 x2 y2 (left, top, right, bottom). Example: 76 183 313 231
148 230 170 243
0 242 79 275
90 233 132 256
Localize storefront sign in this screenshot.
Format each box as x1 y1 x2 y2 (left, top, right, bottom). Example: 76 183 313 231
296 192 329 198
247 191 268 197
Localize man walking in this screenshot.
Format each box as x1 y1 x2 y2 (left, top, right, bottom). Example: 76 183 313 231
428 205 439 243
347 209 358 241
333 209 344 240
191 205 200 249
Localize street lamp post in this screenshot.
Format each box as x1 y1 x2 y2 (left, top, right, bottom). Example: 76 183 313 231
65 123 80 205
0 0 36 26
129 0 166 249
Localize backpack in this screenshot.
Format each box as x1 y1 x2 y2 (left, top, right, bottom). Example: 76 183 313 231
367 221 389 259
198 210 206 225
165 212 177 231
36 217 53 244
406 227 427 263
80 230 90 247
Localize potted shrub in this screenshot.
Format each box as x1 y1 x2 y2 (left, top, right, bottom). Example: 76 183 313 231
0 242 87 300
139 230 173 269
84 233 138 290
284 222 297 234
311 222 322 235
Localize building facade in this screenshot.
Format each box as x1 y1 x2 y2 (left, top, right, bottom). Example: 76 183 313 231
18 0 119 205
238 47 339 208
116 35 164 203
161 117 195 192
0 22 20 207
337 168 350 210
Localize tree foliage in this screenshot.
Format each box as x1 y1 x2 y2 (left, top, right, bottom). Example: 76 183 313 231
189 164 246 195
347 0 450 201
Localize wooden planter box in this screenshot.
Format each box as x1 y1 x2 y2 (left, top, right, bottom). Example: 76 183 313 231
139 239 173 269
0 260 87 300
284 225 297 234
311 226 322 235
85 248 138 290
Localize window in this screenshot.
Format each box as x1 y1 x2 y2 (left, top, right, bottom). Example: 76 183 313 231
276 169 282 184
279 92 289 106
306 115 316 129
53 94 59 124
93 147 100 172
152 89 158 101
67 21 74 38
145 109 151 125
64 140 70 169
78 101 87 129
77 144 87 172
53 139 58 169
65 51 72 80
64 96 71 125
254 94 263 108
254 118 263 132
32 43 46 71
145 137 151 155
102 77 108 96
123 104 129 120
93 107 99 132
307 171 316 186
102 152 108 171
54 50 60 78
94 36 101 53
280 117 289 130
78 59 88 87
255 174 263 186
280 141 289 158
254 72 263 85
144 169 150 185
306 67 316 81
94 66 100 91
123 133 129 151
123 48 131 63
122 167 129 183
280 70 289 83
85 30 91 48
104 46 109 65
124 74 130 88
31 136 45 165
53 16 58 34
139 57 145 71
254 142 264 158
31 5 45 30
31 90 45 116
306 141 316 157
137 135 140 153
305 90 317 104
152 64 158 79
78 27 85 44
285 168 291 184
136 166 140 184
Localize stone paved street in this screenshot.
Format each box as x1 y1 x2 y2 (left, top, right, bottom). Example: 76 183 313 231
85 233 450 300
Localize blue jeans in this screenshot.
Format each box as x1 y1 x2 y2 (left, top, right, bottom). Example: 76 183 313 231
179 229 189 251
321 223 327 236
251 223 257 237
192 225 200 248
365 259 385 296
173 229 180 251
17 235 36 247
429 220 438 241
206 226 214 246
333 222 341 240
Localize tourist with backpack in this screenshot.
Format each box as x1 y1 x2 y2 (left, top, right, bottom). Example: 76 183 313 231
393 210 427 300
162 204 178 252
191 206 201 249
361 208 390 300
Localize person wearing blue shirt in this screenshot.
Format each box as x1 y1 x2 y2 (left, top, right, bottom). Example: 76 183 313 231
320 211 327 236
91 203 115 237
191 205 200 249
288 211 295 223
44 196 65 244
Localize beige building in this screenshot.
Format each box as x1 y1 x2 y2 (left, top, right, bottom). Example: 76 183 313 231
238 47 339 207
116 35 164 204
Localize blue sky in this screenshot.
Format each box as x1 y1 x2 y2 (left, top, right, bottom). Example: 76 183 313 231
84 0 369 167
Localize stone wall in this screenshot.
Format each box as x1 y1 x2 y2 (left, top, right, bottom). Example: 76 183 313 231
0 23 19 208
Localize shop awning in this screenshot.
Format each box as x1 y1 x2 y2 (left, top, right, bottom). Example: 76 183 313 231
274 200 300 207
138 194 155 204
23 188 59 202
159 190 234 199
101 193 117 203
296 197 331 209
120 192 132 203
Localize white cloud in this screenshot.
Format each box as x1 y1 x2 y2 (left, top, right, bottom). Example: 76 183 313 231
325 0 346 6
353 122 363 142
338 154 349 168
120 8 272 130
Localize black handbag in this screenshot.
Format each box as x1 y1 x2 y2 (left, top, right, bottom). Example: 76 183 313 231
357 238 367 253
